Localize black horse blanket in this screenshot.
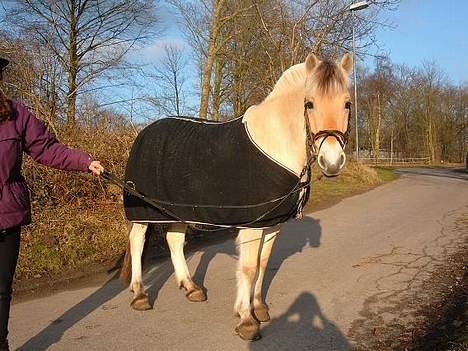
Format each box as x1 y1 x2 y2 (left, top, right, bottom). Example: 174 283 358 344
124 116 307 228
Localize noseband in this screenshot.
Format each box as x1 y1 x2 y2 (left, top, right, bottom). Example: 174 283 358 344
303 99 351 164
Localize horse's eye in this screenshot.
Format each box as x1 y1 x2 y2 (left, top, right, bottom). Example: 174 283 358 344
345 101 352 110
305 101 314 110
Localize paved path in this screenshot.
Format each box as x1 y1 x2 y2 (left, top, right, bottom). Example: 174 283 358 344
9 168 468 350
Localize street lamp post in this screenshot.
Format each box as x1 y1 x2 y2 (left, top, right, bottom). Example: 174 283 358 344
350 1 369 161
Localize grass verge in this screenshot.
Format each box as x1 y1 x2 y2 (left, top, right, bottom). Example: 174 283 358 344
305 163 398 212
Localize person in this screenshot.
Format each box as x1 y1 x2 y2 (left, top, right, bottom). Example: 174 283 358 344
0 56 104 351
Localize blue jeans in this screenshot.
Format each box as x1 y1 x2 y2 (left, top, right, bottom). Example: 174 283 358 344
0 227 20 343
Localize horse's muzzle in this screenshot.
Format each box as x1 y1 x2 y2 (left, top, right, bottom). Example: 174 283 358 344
317 152 346 177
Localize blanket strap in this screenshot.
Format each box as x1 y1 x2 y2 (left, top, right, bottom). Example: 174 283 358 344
101 170 311 229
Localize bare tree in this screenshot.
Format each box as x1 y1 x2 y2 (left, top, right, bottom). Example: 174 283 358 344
147 44 188 116
360 56 394 157
168 0 254 120
358 59 467 163
6 0 158 127
218 0 401 118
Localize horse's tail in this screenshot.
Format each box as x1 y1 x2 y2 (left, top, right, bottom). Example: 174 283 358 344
119 224 133 284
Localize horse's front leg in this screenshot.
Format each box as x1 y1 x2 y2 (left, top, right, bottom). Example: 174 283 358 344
129 222 152 311
234 227 278 340
166 223 206 302
251 226 279 323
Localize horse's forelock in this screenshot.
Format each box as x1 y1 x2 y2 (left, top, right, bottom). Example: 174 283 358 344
307 60 348 96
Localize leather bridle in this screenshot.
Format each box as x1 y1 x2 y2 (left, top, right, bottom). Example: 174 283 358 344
303 98 352 165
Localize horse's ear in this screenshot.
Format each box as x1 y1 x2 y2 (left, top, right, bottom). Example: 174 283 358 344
340 53 353 74
305 53 319 73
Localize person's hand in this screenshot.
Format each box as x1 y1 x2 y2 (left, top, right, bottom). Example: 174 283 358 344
89 160 104 175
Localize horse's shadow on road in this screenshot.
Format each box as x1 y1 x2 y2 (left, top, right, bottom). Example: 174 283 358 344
19 216 349 350
191 217 323 303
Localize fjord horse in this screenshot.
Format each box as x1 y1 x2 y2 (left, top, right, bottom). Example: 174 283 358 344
120 52 353 341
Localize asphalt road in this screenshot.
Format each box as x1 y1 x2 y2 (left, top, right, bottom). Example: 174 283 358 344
9 168 468 350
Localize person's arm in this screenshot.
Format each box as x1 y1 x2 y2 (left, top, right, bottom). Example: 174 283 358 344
19 104 103 174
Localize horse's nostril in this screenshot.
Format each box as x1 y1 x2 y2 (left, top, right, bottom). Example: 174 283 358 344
339 153 346 167
318 154 326 169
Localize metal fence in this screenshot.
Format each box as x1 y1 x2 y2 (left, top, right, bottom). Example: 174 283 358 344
359 157 431 166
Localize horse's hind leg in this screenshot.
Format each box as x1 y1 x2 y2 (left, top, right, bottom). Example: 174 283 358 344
166 223 206 302
129 222 152 311
251 226 279 323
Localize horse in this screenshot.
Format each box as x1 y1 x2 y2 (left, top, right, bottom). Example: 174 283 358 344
119 52 353 341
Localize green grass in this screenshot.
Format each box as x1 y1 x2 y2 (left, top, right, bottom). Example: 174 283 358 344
17 204 128 281
373 166 401 182
304 163 398 212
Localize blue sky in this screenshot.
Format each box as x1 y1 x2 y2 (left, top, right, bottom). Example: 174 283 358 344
2 0 466 85
2 0 466 86
142 0 467 86
125 0 467 118
367 0 467 84
1 0 465 119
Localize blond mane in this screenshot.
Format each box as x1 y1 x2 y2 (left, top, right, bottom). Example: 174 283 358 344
263 59 349 103
263 63 306 102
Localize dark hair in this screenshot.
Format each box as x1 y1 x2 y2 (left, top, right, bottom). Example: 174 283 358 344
0 89 11 122
314 60 347 95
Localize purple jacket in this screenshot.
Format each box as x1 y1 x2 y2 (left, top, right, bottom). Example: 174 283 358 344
0 100 92 230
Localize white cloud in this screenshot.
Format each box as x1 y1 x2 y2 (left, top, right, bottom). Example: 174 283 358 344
133 37 188 63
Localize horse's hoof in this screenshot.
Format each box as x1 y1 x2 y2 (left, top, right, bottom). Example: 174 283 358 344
235 318 261 341
131 293 152 311
185 287 207 302
253 304 270 322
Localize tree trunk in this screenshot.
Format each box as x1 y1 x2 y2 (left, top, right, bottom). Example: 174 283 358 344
199 0 224 120
428 117 436 162
375 93 382 159
173 70 180 116
390 127 394 164
67 1 78 128
211 57 224 121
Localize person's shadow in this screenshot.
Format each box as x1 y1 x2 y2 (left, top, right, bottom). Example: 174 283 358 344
249 292 351 351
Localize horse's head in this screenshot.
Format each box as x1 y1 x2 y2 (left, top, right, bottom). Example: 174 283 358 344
304 53 353 177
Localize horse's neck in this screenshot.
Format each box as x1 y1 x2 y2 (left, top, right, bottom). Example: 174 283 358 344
244 93 307 176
